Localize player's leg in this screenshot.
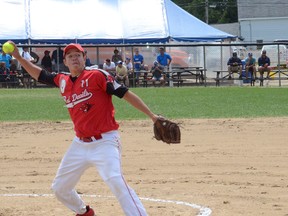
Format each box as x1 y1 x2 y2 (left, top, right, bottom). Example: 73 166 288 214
92 131 147 216
51 139 92 215
266 67 271 78
258 67 264 79
152 77 156 87
228 66 232 78
245 66 249 78
160 76 165 86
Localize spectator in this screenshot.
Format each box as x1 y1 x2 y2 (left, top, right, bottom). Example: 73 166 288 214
103 58 116 76
227 52 242 79
30 49 39 87
123 57 133 87
21 47 36 88
245 53 256 79
0 49 12 70
9 59 17 74
8 59 19 88
30 50 40 64
151 60 165 87
111 49 123 64
115 61 128 86
0 62 10 88
123 57 133 72
41 50 52 72
133 48 144 84
156 46 172 79
51 47 65 72
85 50 92 67
258 50 271 79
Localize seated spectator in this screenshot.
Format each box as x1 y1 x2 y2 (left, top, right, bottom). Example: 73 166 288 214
151 60 165 87
258 50 271 79
115 61 128 86
10 59 21 87
245 53 256 79
124 57 133 72
157 46 172 81
103 58 116 76
111 49 123 64
0 49 12 70
9 59 18 74
41 50 52 72
8 59 19 88
227 52 242 79
123 57 133 87
0 62 10 88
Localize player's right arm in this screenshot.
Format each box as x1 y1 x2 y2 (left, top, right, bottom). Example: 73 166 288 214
6 41 42 80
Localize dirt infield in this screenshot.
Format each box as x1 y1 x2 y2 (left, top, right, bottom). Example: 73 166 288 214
0 118 288 216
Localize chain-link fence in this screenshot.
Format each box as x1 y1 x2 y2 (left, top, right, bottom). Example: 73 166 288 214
1 42 287 88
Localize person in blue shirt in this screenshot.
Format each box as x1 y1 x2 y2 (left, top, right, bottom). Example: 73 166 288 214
133 48 144 84
0 49 12 70
156 47 172 79
151 60 165 87
258 50 271 79
157 47 172 67
245 53 256 79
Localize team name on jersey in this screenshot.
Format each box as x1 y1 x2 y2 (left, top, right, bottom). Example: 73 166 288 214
64 89 92 108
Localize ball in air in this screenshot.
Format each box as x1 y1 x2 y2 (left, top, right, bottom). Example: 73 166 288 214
2 42 14 53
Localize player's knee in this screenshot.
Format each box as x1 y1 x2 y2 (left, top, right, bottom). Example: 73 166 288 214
51 180 64 195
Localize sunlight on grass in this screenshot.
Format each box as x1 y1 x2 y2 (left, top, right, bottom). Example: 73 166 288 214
0 87 287 121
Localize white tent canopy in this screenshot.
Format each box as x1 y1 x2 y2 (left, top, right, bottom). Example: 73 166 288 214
0 0 235 44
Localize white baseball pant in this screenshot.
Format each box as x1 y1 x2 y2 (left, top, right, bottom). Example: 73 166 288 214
51 130 147 216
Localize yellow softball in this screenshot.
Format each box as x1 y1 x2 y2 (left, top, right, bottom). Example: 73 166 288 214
2 42 14 53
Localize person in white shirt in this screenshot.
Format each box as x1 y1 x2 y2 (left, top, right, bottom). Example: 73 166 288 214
103 58 116 76
21 47 36 88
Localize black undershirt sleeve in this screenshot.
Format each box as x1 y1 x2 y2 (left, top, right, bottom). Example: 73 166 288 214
38 70 58 87
113 85 129 98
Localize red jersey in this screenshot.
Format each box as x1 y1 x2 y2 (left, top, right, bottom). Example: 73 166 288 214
51 69 127 137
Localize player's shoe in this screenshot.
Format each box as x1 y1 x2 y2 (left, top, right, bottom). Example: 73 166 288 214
76 205 95 216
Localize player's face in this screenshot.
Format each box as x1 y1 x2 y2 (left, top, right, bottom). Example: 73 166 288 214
64 48 86 74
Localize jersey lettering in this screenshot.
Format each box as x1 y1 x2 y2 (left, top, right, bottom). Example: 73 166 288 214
65 89 93 108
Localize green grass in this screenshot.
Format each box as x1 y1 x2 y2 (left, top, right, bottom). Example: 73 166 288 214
0 87 287 121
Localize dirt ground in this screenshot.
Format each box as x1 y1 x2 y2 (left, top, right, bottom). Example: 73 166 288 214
0 118 288 216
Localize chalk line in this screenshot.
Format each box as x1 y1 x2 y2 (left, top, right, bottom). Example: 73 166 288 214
0 193 212 216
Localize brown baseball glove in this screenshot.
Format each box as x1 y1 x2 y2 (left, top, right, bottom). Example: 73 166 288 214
153 116 181 144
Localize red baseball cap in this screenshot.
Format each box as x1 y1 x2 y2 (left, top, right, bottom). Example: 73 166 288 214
63 43 84 57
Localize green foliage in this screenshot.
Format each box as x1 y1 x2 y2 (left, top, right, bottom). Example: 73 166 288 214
0 87 287 122
172 0 238 24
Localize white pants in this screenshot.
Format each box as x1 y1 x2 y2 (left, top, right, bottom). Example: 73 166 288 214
51 130 147 216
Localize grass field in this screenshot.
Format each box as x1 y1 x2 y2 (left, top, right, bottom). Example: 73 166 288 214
0 87 287 121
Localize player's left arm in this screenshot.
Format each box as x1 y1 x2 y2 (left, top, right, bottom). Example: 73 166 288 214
123 91 158 123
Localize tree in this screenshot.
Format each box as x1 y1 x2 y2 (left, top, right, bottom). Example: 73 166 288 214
172 0 238 24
